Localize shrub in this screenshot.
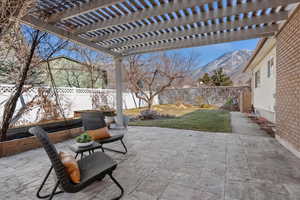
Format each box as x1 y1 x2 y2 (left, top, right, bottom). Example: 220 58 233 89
221 97 239 111
199 104 218 109
200 104 211 108
139 110 160 120
139 109 174 120
225 98 234 105
99 105 116 116
175 100 184 107
195 96 205 106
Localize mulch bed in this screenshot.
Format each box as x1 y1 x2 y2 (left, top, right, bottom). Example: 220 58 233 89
246 113 276 137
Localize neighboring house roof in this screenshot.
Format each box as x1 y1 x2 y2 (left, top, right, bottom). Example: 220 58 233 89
45 56 83 65
44 56 110 70
43 56 108 73
42 56 109 88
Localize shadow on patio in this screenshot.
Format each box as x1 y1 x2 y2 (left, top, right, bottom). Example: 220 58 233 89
1 126 300 200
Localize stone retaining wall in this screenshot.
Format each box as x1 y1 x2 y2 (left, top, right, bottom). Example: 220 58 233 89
159 86 250 106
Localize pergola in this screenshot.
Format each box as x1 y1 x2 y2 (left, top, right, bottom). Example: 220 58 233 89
21 0 300 126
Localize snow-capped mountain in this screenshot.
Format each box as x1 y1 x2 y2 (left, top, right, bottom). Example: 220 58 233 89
194 50 253 86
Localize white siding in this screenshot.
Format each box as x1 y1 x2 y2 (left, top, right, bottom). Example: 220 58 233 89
251 46 276 122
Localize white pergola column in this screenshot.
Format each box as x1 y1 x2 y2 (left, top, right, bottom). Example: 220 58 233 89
114 57 123 127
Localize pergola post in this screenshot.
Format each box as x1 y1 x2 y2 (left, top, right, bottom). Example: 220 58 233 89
114 57 123 127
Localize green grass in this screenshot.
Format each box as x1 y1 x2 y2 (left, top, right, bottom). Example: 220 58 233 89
124 104 218 117
129 110 232 133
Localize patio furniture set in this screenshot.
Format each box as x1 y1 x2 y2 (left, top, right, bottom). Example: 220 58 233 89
30 111 128 200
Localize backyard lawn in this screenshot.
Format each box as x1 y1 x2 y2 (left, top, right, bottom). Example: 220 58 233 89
124 104 217 117
129 110 232 132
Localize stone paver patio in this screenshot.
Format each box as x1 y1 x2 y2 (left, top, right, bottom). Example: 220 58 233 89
1 123 300 199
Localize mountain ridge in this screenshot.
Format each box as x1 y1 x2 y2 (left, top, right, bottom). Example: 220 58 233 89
194 50 253 86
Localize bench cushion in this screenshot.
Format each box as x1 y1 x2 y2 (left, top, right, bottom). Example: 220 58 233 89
87 127 111 140
96 134 124 144
59 152 81 184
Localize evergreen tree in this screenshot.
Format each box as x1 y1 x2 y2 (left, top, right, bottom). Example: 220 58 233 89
198 73 211 85
210 68 233 86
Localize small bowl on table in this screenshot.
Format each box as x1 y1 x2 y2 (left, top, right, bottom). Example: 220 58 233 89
75 132 93 148
76 141 94 148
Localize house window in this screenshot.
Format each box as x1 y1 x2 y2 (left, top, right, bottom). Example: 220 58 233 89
267 58 274 78
255 70 260 88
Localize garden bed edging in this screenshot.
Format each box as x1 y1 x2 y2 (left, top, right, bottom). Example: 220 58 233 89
0 127 83 157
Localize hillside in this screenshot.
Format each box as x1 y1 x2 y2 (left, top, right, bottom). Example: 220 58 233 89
194 50 253 86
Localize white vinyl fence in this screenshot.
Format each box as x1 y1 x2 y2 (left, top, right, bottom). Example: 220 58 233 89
0 84 158 126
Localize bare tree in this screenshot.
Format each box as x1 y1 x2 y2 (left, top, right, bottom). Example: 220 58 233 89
0 0 36 39
68 45 110 108
0 29 45 85
126 53 196 110
0 28 44 141
68 45 110 88
64 70 81 88
0 25 68 141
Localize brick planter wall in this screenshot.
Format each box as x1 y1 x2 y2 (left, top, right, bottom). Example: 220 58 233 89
0 127 83 157
276 6 300 155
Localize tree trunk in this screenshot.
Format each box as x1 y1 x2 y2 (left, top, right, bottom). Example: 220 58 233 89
147 98 154 110
0 30 40 142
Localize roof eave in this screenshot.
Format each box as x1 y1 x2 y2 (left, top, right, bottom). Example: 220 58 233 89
242 37 268 73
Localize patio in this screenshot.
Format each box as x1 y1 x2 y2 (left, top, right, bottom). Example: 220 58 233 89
1 1 300 200
1 123 300 200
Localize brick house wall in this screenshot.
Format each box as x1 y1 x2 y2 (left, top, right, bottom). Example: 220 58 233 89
276 6 300 154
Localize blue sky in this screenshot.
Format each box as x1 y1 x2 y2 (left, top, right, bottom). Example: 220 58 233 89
167 38 259 68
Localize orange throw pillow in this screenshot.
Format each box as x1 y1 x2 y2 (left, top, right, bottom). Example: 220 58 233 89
87 127 111 140
59 152 80 184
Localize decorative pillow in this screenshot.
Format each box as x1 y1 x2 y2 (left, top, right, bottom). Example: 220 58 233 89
59 152 80 184
87 127 111 140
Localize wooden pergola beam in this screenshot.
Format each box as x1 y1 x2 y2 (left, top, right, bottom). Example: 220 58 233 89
73 0 216 35
46 0 124 23
19 0 300 57
122 25 278 56
20 15 120 57
92 0 298 42
109 11 287 49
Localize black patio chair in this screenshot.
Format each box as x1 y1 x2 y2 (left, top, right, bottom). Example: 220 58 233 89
81 112 127 154
29 126 124 200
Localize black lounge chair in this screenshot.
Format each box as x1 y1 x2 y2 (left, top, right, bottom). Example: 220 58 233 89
29 126 124 200
81 112 127 154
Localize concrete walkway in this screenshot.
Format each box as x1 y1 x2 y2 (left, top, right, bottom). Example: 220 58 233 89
231 112 269 137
